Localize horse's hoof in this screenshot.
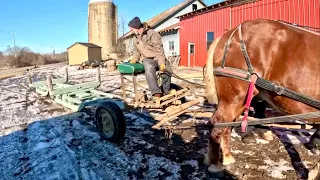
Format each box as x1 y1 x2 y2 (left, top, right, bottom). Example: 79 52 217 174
223 155 236 165
208 164 224 177
241 134 256 144
261 130 274 141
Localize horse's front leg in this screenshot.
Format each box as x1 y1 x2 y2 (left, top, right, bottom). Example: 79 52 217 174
221 127 235 165
204 113 236 174
204 127 224 173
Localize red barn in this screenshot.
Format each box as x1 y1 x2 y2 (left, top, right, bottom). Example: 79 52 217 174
178 0 320 67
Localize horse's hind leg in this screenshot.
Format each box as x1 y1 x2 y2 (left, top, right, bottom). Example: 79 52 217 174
234 97 269 144
249 98 274 141
309 129 320 151
252 98 267 118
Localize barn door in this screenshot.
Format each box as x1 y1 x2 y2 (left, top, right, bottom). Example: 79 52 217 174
188 42 195 67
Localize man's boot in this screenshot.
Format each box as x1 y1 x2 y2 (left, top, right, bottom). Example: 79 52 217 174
150 93 162 102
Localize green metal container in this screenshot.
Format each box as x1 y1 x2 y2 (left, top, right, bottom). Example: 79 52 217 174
117 62 145 74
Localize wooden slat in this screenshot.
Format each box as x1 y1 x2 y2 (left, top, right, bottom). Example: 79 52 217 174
30 78 66 88
50 82 99 95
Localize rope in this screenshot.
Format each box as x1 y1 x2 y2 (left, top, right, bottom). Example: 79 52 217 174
160 70 206 88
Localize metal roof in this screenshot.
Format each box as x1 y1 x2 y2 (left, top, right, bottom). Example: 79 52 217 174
177 0 249 19
67 42 102 50
120 0 207 39
158 23 180 34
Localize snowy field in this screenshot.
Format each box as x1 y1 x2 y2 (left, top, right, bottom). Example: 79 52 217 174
0 63 319 180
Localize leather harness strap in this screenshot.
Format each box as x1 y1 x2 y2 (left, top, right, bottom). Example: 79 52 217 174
221 26 239 68
212 21 320 131
238 24 254 73
256 78 320 109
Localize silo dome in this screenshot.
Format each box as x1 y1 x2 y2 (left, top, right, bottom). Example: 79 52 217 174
89 0 113 4
88 0 117 60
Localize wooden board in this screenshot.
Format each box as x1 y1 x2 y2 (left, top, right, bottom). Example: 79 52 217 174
50 82 99 95
30 78 66 88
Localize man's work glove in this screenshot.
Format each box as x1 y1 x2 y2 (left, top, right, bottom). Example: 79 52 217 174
159 64 166 73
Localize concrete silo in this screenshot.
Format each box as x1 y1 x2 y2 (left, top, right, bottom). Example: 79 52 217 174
88 0 118 60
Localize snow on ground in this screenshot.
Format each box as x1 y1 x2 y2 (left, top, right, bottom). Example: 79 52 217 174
0 64 319 180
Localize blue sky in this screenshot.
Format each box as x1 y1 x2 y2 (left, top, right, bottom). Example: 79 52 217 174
0 0 220 53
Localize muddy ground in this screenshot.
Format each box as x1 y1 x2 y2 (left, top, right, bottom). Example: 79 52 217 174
0 64 319 180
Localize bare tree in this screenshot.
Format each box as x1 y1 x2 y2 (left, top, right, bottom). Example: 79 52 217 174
117 16 126 37
114 16 128 58
120 16 126 37
0 45 67 68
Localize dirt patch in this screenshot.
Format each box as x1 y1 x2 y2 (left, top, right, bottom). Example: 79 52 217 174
120 110 320 180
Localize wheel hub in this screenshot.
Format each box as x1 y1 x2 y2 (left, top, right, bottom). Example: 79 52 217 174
97 109 115 138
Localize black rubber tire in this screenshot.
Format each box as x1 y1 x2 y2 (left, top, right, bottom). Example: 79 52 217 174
94 101 126 142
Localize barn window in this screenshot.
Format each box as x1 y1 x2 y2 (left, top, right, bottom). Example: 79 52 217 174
192 4 197 11
189 44 195 54
206 32 214 50
169 41 174 51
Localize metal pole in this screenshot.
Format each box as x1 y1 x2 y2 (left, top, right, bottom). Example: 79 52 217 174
12 32 16 58
27 74 32 86
64 66 68 83
50 46 54 59
96 67 101 84
46 73 53 95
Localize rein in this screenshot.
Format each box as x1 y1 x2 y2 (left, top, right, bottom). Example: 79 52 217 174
212 22 320 132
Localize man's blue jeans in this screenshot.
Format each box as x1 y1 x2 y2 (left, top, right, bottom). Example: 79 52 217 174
142 58 172 96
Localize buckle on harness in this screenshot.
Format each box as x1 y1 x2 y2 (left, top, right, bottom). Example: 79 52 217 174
274 85 285 95
240 41 246 50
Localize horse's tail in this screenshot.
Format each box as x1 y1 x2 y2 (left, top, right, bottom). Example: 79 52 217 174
205 37 221 105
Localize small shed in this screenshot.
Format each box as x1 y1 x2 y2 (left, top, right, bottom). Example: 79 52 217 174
67 42 102 65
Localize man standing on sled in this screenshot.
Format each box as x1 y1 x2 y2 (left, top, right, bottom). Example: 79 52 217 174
127 16 174 101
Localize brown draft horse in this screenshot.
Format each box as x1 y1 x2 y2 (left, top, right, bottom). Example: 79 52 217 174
204 19 320 176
